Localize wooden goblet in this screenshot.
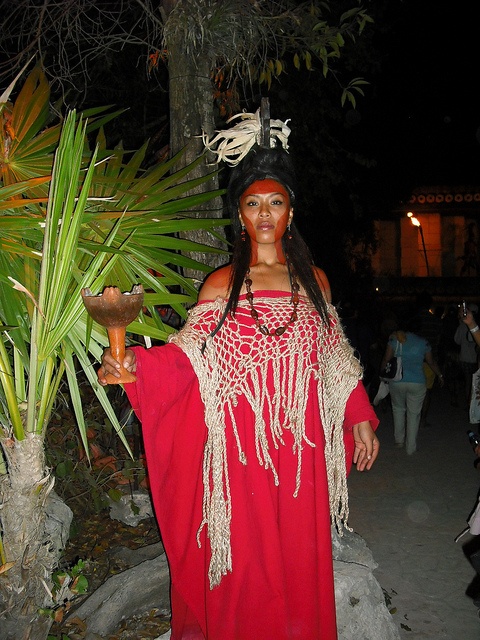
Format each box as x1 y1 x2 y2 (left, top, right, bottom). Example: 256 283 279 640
81 285 144 384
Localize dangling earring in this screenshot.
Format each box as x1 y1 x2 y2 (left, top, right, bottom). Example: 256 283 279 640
287 223 292 240
241 225 246 241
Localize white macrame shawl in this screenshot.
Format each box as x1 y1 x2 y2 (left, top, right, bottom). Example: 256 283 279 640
169 294 362 588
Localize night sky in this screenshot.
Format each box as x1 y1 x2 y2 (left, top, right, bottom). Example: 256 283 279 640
364 1 480 207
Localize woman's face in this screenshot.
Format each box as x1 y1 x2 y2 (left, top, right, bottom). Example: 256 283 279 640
238 179 293 244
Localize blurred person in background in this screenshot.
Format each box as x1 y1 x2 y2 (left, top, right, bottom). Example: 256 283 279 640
380 316 443 455
413 292 443 427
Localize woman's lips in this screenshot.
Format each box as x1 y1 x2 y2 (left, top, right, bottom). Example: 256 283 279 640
257 223 274 230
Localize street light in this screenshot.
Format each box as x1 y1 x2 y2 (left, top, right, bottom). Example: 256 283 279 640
407 212 430 276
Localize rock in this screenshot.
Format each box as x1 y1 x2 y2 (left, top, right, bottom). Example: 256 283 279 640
107 489 154 526
108 540 165 567
331 526 378 570
69 552 170 639
45 490 73 555
333 527 401 640
334 560 400 640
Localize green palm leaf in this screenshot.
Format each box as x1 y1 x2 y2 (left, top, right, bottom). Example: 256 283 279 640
0 67 228 449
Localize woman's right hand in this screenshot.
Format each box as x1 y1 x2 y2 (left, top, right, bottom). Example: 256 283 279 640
97 348 136 386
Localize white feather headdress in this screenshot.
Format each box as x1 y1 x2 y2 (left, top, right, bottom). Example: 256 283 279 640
203 108 291 166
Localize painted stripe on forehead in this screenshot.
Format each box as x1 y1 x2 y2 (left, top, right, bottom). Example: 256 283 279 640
241 179 290 200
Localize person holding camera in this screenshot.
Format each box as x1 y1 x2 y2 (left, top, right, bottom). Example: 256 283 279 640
459 303 480 424
460 303 480 350
455 303 480 407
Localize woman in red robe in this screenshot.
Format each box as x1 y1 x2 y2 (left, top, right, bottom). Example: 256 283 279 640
99 130 379 640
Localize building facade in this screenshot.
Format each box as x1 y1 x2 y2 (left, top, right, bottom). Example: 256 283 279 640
372 186 480 303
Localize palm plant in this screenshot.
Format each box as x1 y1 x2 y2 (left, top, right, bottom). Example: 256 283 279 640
0 68 228 639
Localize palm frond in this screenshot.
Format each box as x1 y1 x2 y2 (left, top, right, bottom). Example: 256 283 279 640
0 68 229 444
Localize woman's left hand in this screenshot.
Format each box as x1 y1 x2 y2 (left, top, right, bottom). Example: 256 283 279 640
352 421 380 471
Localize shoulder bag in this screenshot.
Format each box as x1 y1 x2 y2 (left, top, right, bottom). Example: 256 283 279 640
380 340 403 382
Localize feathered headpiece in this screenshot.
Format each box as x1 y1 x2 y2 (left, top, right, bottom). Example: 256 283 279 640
203 99 291 166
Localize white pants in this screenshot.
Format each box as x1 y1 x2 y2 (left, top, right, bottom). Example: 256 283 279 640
389 382 427 455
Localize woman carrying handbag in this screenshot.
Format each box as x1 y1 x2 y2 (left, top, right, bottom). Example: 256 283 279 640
380 317 443 455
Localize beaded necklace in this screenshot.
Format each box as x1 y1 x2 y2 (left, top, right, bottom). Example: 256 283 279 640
244 264 300 336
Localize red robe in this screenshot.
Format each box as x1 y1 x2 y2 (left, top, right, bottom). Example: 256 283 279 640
124 294 378 640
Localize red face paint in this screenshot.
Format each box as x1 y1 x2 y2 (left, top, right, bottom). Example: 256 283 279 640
239 179 292 265
240 179 290 202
